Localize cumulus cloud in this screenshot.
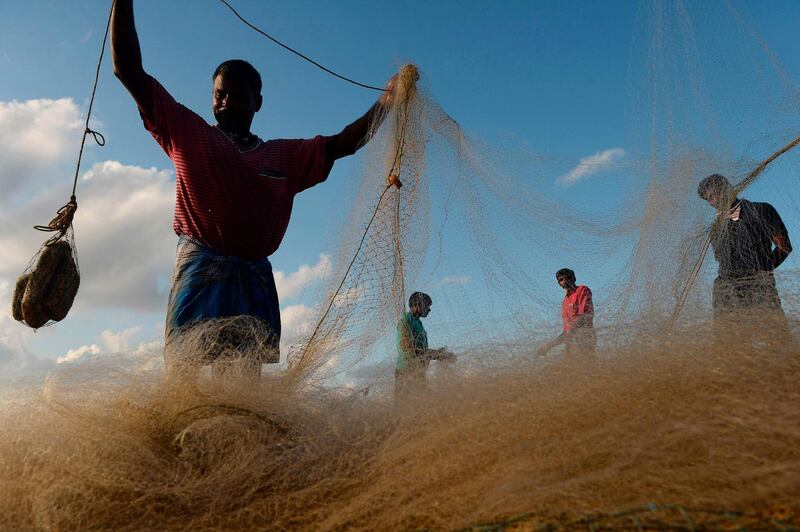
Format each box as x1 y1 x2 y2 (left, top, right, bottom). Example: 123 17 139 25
100 326 143 353
274 254 332 301
56 326 159 366
280 303 318 346
57 344 100 364
557 148 626 186
0 98 83 198
0 160 176 313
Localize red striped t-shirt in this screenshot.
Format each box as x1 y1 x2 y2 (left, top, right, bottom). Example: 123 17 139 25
140 77 334 259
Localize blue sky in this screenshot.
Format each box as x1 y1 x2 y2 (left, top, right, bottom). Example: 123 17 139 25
1 0 799 375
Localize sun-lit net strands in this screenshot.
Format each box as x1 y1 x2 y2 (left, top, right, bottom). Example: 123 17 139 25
0 327 798 529
2 0 800 530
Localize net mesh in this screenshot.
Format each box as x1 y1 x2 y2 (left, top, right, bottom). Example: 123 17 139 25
11 225 80 330
2 1 800 529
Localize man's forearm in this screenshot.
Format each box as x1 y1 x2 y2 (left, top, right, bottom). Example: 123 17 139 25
111 0 144 78
111 0 153 112
769 235 792 270
326 102 387 161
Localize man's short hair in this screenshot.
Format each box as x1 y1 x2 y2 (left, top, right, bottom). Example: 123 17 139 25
409 292 432 309
212 59 262 96
697 173 732 199
556 268 575 282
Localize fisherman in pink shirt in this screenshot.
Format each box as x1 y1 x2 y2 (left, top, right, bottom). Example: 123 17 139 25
556 268 596 355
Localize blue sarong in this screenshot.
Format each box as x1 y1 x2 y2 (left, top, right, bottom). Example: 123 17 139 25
165 236 281 363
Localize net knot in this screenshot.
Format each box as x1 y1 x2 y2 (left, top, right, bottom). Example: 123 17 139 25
34 196 78 244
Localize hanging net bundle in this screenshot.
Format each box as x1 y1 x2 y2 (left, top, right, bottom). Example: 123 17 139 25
10 3 110 330
12 229 80 329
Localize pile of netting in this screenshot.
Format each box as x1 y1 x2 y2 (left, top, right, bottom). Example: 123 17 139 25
0 330 797 529
2 1 800 529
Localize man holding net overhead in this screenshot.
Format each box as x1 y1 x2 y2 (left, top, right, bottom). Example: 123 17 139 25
697 174 793 340
111 0 397 381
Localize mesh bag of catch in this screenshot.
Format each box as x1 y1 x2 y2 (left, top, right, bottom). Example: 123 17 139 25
12 203 81 329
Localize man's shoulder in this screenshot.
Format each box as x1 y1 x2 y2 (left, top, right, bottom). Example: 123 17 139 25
743 199 780 220
398 312 414 327
742 199 774 212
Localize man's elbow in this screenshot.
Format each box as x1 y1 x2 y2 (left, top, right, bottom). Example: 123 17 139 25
776 235 792 255
112 63 133 87
113 64 139 85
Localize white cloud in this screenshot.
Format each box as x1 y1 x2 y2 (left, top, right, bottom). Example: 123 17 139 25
0 98 83 198
54 327 161 368
280 303 318 346
274 254 332 301
57 344 100 364
0 160 176 313
0 99 174 313
438 275 470 287
100 326 142 353
557 148 626 186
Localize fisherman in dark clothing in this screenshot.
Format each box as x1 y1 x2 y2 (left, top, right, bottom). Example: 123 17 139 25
697 174 792 336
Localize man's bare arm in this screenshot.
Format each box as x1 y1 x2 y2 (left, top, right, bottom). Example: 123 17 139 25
325 75 398 161
111 0 153 113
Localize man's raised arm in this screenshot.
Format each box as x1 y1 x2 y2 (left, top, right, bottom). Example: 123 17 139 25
111 0 153 113
325 75 398 162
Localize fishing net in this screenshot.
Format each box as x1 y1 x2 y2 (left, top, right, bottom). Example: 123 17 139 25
2 1 800 529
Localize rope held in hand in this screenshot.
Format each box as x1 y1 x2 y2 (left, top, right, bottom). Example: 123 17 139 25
218 0 385 92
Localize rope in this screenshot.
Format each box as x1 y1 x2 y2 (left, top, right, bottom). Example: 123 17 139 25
34 0 113 241
669 132 800 324
218 0 385 92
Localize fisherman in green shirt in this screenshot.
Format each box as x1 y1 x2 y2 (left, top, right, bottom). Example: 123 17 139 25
396 292 456 399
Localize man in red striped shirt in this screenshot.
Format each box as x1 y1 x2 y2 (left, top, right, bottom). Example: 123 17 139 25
111 0 397 380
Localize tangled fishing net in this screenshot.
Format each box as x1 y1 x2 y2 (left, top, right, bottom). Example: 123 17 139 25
2 1 800 530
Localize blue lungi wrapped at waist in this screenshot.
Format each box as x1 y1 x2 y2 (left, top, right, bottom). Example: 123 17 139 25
165 236 281 363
